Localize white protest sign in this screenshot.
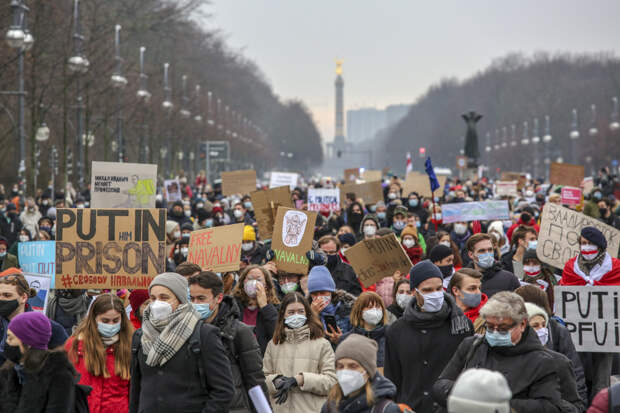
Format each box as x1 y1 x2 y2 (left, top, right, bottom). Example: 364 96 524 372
555 286 620 352
537 203 620 270
164 179 182 202
308 188 340 212
24 273 52 314
269 172 299 189
442 200 510 224
496 181 518 197
91 161 157 208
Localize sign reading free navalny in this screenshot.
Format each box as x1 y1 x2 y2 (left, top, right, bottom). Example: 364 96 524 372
55 209 167 289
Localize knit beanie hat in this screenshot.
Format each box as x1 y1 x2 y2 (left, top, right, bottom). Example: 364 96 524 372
393 205 408 217
581 226 607 250
129 289 149 314
522 248 539 262
243 225 256 242
335 333 378 377
429 245 453 264
8 312 52 350
338 233 356 247
166 220 179 235
400 224 418 241
149 272 189 304
524 302 549 325
360 214 379 229
307 265 336 293
410 259 443 289
448 368 511 413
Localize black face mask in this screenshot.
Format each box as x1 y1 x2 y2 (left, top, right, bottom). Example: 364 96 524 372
520 213 531 223
57 289 84 299
3 344 22 364
599 208 608 217
0 299 19 319
326 254 339 268
438 264 453 279
173 209 183 217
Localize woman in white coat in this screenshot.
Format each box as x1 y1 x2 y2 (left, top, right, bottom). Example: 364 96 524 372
263 292 337 413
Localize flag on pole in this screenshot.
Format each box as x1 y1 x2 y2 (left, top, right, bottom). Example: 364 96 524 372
406 152 412 175
424 157 440 192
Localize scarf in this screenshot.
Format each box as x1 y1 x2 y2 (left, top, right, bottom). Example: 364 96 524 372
577 250 606 276
574 252 612 285
523 267 557 288
58 295 90 315
102 335 119 347
403 293 471 335
141 303 200 367
403 246 423 264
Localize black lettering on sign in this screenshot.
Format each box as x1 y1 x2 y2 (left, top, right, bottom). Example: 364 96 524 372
75 241 95 273
98 209 129 241
142 242 165 274
55 241 75 273
123 242 142 273
143 209 166 241
56 210 76 241
77 209 96 240
103 241 122 273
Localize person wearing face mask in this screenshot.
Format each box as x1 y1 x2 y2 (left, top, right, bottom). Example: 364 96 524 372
233 202 255 225
7 228 31 259
240 225 268 266
406 191 429 224
189 271 269 411
432 292 564 413
263 292 337 412
346 202 365 234
130 272 234 413
500 226 538 279
358 213 379 242
447 269 488 332
195 208 215 230
0 237 18 271
597 198 620 230
46 288 92 336
0 312 76 412
322 334 404 413
385 260 473 412
505 206 540 242
583 187 605 219
168 200 192 227
66 294 134 413
466 234 520 298
373 201 388 227
275 271 304 300
386 279 413 320
337 233 356 264
339 292 391 374
390 206 408 237
0 203 23 247
172 238 190 266
521 249 557 308
18 197 41 237
450 221 471 253
318 235 362 296
429 244 456 288
0 271 67 365
400 225 423 265
241 195 255 218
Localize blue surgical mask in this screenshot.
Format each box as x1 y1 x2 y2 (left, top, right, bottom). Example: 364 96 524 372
485 329 514 347
369 205 377 212
409 199 419 208
205 218 214 228
528 240 538 251
97 322 121 338
377 211 386 220
0 252 6 258
477 252 495 269
393 221 406 230
193 303 214 320
244 201 253 209
415 221 421 228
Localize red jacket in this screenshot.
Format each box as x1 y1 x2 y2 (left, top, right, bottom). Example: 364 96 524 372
464 293 488 323
65 337 130 413
560 255 620 286
506 218 540 241
587 387 608 413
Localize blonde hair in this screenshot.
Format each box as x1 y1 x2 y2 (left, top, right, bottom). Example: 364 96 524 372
327 378 374 408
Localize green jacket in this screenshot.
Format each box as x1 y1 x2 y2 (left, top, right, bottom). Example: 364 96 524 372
1 253 19 271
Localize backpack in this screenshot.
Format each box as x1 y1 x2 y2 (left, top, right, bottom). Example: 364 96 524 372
371 399 414 413
73 374 92 413
609 382 620 413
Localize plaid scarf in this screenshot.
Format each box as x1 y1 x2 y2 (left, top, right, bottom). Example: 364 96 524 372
141 303 200 367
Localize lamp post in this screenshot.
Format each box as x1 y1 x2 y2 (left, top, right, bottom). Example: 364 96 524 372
111 24 128 162
531 118 540 178
33 122 49 192
136 46 151 163
542 115 553 177
570 109 579 163
193 84 203 178
161 63 173 176
68 0 89 188
611 97 620 131
50 145 58 199
589 104 598 137
179 75 190 174
521 121 530 173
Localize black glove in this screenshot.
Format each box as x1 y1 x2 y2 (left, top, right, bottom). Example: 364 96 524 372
274 376 298 404
306 250 326 266
265 249 276 261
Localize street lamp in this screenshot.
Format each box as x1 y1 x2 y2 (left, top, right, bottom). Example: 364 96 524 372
588 104 598 137
35 123 50 142
510 124 517 147
521 121 530 145
193 85 203 123
179 75 191 119
111 25 127 162
162 63 173 175
570 109 580 139
6 1 25 49
531 118 540 144
162 63 173 111
34 122 49 192
501 127 508 148
137 46 150 163
610 97 619 131
542 115 552 143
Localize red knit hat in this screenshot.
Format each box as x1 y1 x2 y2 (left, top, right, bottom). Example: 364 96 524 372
129 290 149 314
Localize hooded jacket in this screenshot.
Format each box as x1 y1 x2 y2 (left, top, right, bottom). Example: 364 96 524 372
321 373 402 413
467 261 521 297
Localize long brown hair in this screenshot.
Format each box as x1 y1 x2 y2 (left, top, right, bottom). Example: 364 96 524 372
68 293 134 380
349 292 388 328
273 292 323 344
232 265 280 306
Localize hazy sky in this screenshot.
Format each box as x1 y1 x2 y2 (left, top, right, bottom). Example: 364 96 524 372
206 1 620 142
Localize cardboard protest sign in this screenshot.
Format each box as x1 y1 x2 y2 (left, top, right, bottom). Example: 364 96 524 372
250 186 294 239
18 241 56 287
164 179 182 202
344 233 412 288
496 181 518 197
344 168 360 182
402 172 446 197
221 170 257 196
55 208 167 289
269 172 299 189
361 170 382 182
339 181 383 207
549 162 585 188
501 172 527 190
582 177 594 195
308 188 340 213
555 286 620 352
91 161 157 208
561 186 582 206
537 203 620 269
442 200 510 224
271 207 317 274
188 223 243 272
24 273 51 314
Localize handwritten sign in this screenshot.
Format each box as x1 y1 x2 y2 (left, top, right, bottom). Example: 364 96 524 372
361 170 382 182
442 200 510 223
271 207 317 274
91 161 157 208
344 234 412 288
555 286 620 352
402 172 446 197
188 223 243 272
18 241 56 286
221 170 257 196
339 181 383 207
549 162 585 188
55 208 166 289
496 181 518 197
561 186 582 206
537 203 620 270
269 172 299 189
250 186 294 239
164 179 182 202
308 188 340 213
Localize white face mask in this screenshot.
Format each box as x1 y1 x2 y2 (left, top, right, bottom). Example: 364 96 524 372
396 293 412 309
337 369 367 396
416 289 444 313
173 230 181 239
244 279 259 297
285 314 307 329
536 327 549 345
439 240 451 248
150 300 173 322
363 225 376 237
434 213 442 221
19 235 29 243
362 308 383 326
233 209 244 219
184 210 192 217
454 223 467 235
241 242 254 252
180 247 189 257
580 244 599 261
403 239 416 249
388 192 398 200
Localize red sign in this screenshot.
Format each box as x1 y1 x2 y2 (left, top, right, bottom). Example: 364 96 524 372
560 186 582 206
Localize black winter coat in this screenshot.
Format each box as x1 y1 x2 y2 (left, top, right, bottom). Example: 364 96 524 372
234 297 279 355
386 303 404 320
340 325 386 367
432 327 564 413
326 258 362 296
321 374 402 413
384 296 473 413
0 350 76 413
468 262 520 297
211 296 269 413
545 348 585 413
129 322 235 413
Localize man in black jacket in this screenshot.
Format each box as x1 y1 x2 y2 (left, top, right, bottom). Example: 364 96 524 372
466 233 520 297
189 272 269 412
384 260 473 413
318 235 362 296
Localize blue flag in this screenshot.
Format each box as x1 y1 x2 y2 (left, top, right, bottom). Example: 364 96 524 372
425 157 440 192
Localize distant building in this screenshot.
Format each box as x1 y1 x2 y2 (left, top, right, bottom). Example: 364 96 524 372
347 104 410 143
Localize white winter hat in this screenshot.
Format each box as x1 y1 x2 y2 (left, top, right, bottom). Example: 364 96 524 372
448 368 512 413
524 302 549 325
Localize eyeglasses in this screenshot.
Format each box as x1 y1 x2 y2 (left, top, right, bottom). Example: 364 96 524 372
485 322 516 334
